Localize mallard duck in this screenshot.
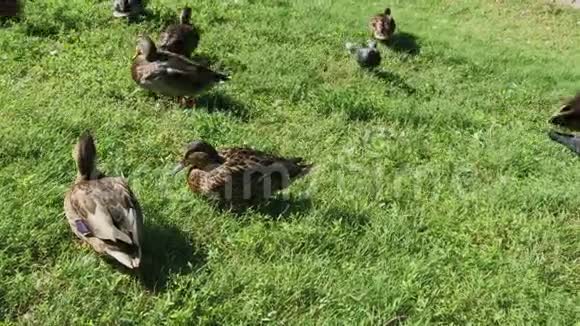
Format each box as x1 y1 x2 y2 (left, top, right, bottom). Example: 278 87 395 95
171 140 312 207
346 40 381 69
113 0 142 18
549 93 580 131
159 7 200 57
131 35 229 107
369 7 396 42
64 132 144 269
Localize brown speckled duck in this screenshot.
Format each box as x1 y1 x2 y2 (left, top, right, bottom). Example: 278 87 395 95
172 140 312 207
549 93 580 131
64 132 144 269
159 7 200 58
131 35 229 107
370 7 396 42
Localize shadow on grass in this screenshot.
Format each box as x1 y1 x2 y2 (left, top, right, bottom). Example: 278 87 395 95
196 92 250 122
372 69 416 96
23 18 74 38
261 201 371 230
386 32 421 56
209 195 313 218
256 196 313 219
21 3 95 37
0 14 20 27
138 222 206 292
104 222 206 293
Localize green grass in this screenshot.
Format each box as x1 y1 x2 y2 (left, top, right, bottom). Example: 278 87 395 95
1 0 579 324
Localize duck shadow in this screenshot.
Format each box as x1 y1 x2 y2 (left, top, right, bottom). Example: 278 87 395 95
385 32 421 56
196 92 250 121
256 196 313 219
22 5 83 37
0 17 18 28
210 195 313 220
104 221 207 293
372 69 416 96
0 1 20 26
138 222 207 292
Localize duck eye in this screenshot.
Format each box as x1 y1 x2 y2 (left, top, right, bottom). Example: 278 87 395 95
560 105 572 113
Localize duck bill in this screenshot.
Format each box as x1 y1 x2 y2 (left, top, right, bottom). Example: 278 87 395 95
171 162 185 176
131 50 138 60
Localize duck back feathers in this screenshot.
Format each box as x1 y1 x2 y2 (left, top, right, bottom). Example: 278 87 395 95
370 7 396 41
184 145 312 205
158 7 200 57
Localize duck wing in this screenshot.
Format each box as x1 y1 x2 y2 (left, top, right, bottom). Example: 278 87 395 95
219 148 311 196
159 24 199 57
65 177 143 268
139 52 228 87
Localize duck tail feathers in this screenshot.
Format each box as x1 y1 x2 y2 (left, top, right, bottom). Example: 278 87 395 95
105 248 141 269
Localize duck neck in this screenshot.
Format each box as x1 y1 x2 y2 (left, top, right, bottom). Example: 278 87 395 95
199 154 224 172
180 10 190 25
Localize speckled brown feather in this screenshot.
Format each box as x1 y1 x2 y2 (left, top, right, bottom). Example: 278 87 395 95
159 24 199 58
65 178 142 252
159 7 199 57
369 9 396 41
131 38 229 97
186 147 312 206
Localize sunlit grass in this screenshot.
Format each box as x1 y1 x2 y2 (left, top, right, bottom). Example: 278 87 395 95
0 0 578 324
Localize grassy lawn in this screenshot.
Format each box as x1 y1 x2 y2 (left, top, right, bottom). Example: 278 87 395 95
1 0 579 324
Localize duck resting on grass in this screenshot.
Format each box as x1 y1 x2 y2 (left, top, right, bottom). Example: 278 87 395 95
370 7 396 42
172 140 312 208
64 132 144 269
131 35 229 108
549 93 580 132
159 7 200 58
346 40 381 69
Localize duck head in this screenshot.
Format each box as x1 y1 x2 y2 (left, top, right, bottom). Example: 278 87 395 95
133 35 157 61
73 132 101 181
549 93 580 132
172 140 223 175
